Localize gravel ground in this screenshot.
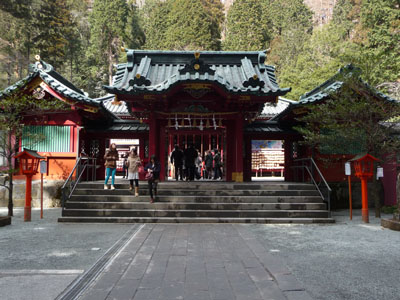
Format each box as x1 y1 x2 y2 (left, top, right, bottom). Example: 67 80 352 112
0 207 133 300
0 207 133 270
248 209 400 300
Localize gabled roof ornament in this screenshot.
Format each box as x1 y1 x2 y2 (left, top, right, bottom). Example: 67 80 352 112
179 51 215 75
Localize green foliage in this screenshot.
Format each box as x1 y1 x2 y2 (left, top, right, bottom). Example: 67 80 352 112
223 0 267 51
263 0 313 36
0 91 68 216
0 0 30 19
87 0 129 88
141 0 222 50
32 0 75 70
165 0 221 50
277 23 359 100
275 0 399 101
0 0 398 102
140 0 171 49
125 2 146 49
296 74 400 160
381 205 398 214
357 0 400 86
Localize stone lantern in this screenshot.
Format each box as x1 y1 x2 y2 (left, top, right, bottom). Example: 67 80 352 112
349 153 379 223
15 149 45 221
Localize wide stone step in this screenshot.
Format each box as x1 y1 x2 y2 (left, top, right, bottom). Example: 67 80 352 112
77 182 317 191
68 195 324 203
72 189 320 197
58 216 335 224
65 202 327 210
62 209 330 218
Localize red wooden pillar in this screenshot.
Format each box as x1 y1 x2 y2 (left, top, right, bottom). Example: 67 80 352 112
159 124 166 181
24 174 33 222
361 176 369 223
243 135 252 182
235 114 244 182
284 138 293 182
148 113 158 158
225 120 235 181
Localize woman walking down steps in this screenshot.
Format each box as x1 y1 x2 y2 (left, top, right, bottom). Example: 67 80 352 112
104 143 119 190
127 148 142 197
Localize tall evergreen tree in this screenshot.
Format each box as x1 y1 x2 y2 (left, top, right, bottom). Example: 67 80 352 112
32 0 75 70
140 0 171 49
87 0 129 86
165 0 220 50
358 0 400 86
125 1 145 49
223 0 267 51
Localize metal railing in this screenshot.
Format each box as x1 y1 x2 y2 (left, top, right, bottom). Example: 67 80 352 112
61 157 97 209
291 158 332 216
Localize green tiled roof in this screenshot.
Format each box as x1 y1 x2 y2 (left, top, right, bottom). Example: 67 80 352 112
31 61 99 105
0 73 37 98
0 60 99 107
104 49 291 96
245 121 297 134
86 120 149 132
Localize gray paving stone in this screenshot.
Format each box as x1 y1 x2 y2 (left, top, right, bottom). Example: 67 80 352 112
164 255 186 282
132 287 161 300
77 224 312 300
184 289 212 300
106 279 139 300
274 273 305 292
79 287 112 300
159 281 185 300
284 290 314 300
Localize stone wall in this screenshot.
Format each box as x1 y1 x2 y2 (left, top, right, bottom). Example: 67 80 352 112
0 180 64 208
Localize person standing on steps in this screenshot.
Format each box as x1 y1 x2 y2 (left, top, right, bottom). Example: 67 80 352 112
127 148 141 197
170 144 184 181
122 152 129 179
184 144 198 181
204 150 213 180
213 149 222 180
144 155 161 203
104 143 119 190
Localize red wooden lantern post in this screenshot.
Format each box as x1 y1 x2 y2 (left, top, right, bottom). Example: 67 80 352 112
15 149 45 222
349 153 379 223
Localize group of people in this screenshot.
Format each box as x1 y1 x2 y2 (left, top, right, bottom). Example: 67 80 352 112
170 144 223 181
103 143 160 203
103 143 223 203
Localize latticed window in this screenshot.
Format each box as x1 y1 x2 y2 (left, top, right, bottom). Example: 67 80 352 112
21 126 71 152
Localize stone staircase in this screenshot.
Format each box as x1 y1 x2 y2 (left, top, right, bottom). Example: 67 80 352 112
58 181 335 223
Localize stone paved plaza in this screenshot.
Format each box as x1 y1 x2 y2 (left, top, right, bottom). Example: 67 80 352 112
1 208 400 300
77 223 309 300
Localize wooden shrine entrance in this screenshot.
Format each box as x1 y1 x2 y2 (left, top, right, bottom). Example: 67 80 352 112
102 49 292 181
166 129 226 180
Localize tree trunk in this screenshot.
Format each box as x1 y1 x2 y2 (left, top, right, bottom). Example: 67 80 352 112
371 166 382 218
396 169 400 220
7 156 13 217
108 44 113 86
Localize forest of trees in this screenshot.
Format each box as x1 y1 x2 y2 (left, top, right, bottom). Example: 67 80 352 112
0 0 398 100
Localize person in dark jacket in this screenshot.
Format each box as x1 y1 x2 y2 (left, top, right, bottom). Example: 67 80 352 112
104 143 119 190
170 145 183 181
183 144 198 181
213 149 222 180
122 152 129 178
204 150 213 179
144 155 161 203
